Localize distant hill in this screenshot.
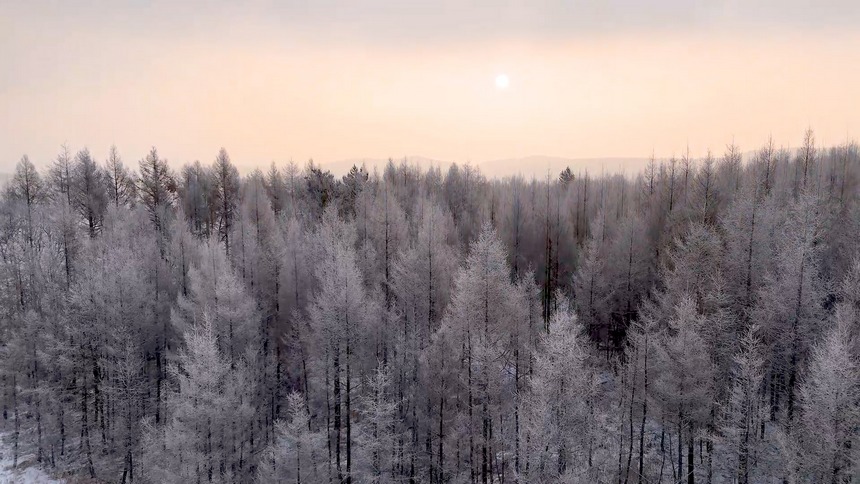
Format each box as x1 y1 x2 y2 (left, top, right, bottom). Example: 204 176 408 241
320 156 454 178
477 156 649 179
319 155 649 179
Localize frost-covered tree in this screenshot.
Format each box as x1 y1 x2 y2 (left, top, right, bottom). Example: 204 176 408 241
7 155 46 247
140 317 253 484
256 392 324 484
105 144 137 208
177 160 214 236
433 224 527 483
264 162 287 217
574 212 613 342
72 148 108 237
1 136 858 484
651 297 716 484
212 148 240 255
49 144 74 205
391 200 458 340
137 147 175 234
721 179 777 314
782 316 859 482
755 191 826 424
355 364 402 483
718 323 765 484
306 207 374 483
173 239 259 365
521 299 596 482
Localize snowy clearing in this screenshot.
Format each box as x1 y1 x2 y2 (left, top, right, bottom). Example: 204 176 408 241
0 434 63 484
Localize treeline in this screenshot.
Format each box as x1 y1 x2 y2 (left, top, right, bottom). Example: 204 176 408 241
1 130 859 483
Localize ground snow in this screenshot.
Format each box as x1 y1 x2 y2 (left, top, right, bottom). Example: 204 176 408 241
0 434 63 484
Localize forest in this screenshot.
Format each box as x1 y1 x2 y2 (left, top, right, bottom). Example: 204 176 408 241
0 130 858 483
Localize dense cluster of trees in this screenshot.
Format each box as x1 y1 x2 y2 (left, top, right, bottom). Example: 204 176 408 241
1 131 858 483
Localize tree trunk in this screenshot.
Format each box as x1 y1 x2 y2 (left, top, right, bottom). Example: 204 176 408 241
677 413 683 484
439 392 445 483
334 346 342 483
638 330 649 484
81 366 95 479
624 346 638 484
788 256 806 425
346 336 352 484
687 428 694 484
12 374 19 468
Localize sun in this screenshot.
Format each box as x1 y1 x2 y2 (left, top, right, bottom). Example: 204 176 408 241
495 74 510 90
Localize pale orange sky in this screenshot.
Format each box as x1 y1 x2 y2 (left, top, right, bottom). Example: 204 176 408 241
2 1 859 174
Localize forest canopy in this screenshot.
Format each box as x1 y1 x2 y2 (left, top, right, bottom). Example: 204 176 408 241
1 131 859 483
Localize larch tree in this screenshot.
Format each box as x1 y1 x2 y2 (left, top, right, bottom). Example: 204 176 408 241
651 297 716 484
718 323 766 484
137 147 176 236
8 155 46 248
105 144 137 208
783 314 859 482
140 317 254 484
390 199 459 480
71 148 108 237
178 160 214 236
361 175 408 318
604 214 652 352
434 224 527 483
264 161 287 218
1 137 858 484
306 206 373 484
49 144 74 206
355 364 402 484
574 211 612 344
257 391 324 484
235 170 284 444
391 200 458 342
521 298 596 482
754 191 826 426
692 151 719 225
721 178 777 315
212 148 240 256
173 238 259 367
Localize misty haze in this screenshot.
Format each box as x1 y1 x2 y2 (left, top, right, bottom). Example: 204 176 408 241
2 1 860 484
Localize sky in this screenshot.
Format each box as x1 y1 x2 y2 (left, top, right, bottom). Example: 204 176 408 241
2 0 860 175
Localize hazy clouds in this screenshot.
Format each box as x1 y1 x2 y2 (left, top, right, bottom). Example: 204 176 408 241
2 1 859 173
6 1 860 42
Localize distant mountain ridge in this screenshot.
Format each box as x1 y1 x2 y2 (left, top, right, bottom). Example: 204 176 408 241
478 155 649 179
320 155 650 179
321 156 453 177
